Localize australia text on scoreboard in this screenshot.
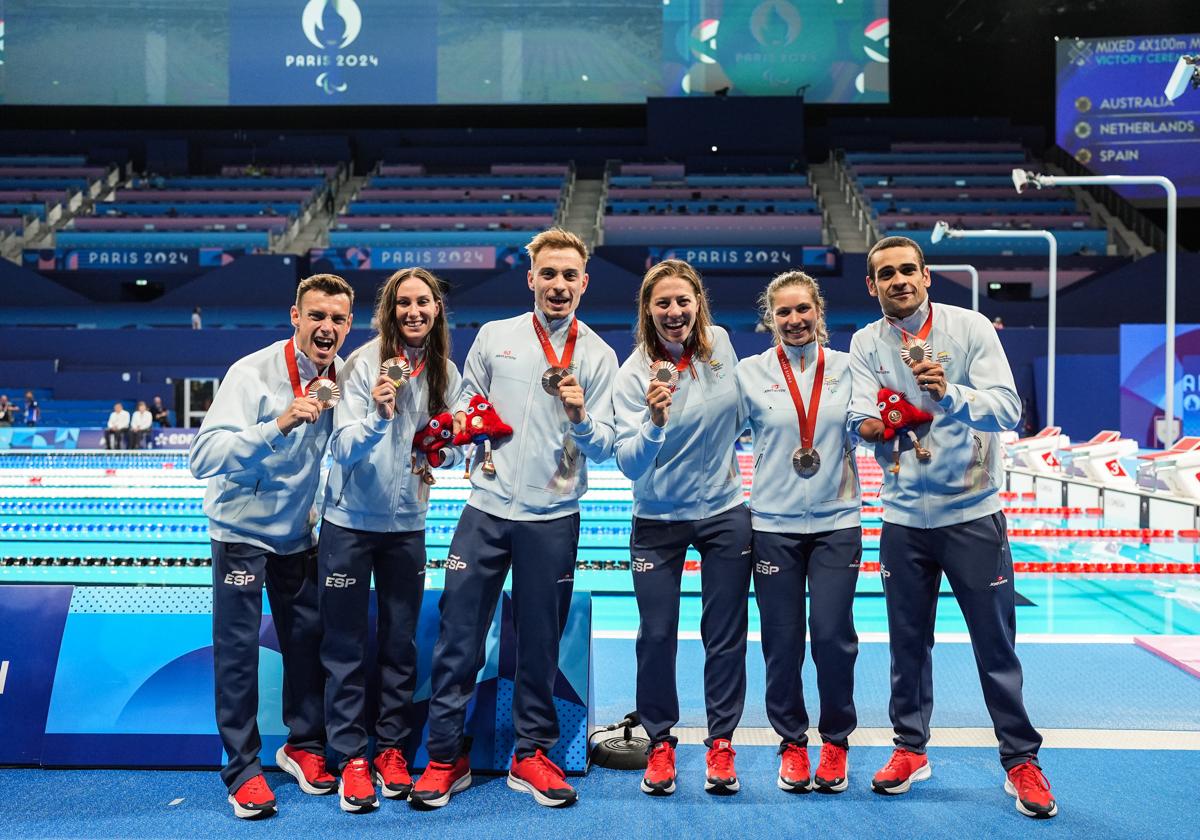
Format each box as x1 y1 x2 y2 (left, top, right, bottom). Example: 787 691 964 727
646 245 840 273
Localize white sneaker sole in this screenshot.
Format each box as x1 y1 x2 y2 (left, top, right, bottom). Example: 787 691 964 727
640 777 676 796
1004 778 1059 818
704 778 741 793
374 770 413 800
873 761 931 795
506 772 577 807
274 746 334 796
777 775 811 792
227 795 276 820
410 772 472 809
813 758 850 793
338 777 378 813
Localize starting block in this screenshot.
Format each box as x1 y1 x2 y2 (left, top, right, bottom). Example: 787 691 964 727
1143 436 1200 502
1006 426 1069 474
1060 430 1138 487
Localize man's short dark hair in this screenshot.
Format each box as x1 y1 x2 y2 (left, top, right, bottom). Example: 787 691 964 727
866 236 926 281
296 273 355 310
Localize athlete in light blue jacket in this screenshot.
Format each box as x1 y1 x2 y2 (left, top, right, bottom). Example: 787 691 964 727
736 271 860 795
612 259 750 798
848 236 1056 819
190 274 354 819
412 228 617 811
316 268 462 813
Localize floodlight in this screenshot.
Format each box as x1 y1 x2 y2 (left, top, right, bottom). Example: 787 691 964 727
1165 55 1199 102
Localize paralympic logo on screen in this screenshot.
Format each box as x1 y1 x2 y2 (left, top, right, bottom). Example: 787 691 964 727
288 0 379 95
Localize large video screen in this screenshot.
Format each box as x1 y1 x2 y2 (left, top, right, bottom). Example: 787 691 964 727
0 0 888 106
1055 33 1200 200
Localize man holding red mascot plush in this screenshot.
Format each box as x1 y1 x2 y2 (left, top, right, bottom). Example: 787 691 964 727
410 228 618 810
848 236 1057 820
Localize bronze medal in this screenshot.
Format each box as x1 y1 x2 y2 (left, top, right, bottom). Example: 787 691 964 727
792 446 821 477
306 377 341 409
649 359 680 390
380 356 412 388
899 338 933 369
541 366 568 396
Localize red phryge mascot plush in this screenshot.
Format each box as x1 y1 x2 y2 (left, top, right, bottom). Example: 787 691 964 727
411 411 455 485
453 394 513 477
876 387 933 473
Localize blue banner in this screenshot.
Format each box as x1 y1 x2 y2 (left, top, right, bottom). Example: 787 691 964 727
24 248 246 272
310 245 526 271
229 0 438 105
646 245 841 273
16 586 590 771
0 586 73 764
0 427 196 451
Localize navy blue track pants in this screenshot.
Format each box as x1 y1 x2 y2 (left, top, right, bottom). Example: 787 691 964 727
317 520 426 767
425 505 580 763
752 526 860 748
631 504 753 748
211 539 324 793
880 512 1043 769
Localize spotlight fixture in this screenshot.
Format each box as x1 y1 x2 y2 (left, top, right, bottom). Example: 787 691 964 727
1165 55 1199 102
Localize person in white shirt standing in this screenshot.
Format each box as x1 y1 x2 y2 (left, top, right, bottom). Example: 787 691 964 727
189 274 354 819
129 400 154 449
410 228 617 811
611 259 750 797
105 402 130 450
736 271 861 794
316 267 462 812
848 236 1056 819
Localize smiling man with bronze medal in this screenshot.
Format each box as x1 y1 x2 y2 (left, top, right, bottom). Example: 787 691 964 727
190 273 354 819
850 236 1057 817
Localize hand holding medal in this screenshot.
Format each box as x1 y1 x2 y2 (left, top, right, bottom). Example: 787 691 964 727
894 305 944 399
278 340 338 436
372 374 397 421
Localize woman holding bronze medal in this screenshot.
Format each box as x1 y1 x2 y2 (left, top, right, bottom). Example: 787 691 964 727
612 259 751 797
316 267 461 813
735 271 861 795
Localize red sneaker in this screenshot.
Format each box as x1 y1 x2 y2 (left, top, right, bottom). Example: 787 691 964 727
704 739 739 794
813 743 849 793
640 742 676 796
777 743 811 792
1005 760 1058 819
508 750 578 807
410 755 472 810
338 757 378 813
275 745 335 795
228 774 276 820
373 748 413 800
872 748 931 795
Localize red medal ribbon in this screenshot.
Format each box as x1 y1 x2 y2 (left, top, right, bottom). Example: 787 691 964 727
532 313 578 372
888 303 934 346
400 350 427 379
654 338 695 379
285 340 336 397
776 343 825 450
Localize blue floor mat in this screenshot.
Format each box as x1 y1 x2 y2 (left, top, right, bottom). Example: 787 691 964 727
592 640 1200 732
1 747 1195 840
